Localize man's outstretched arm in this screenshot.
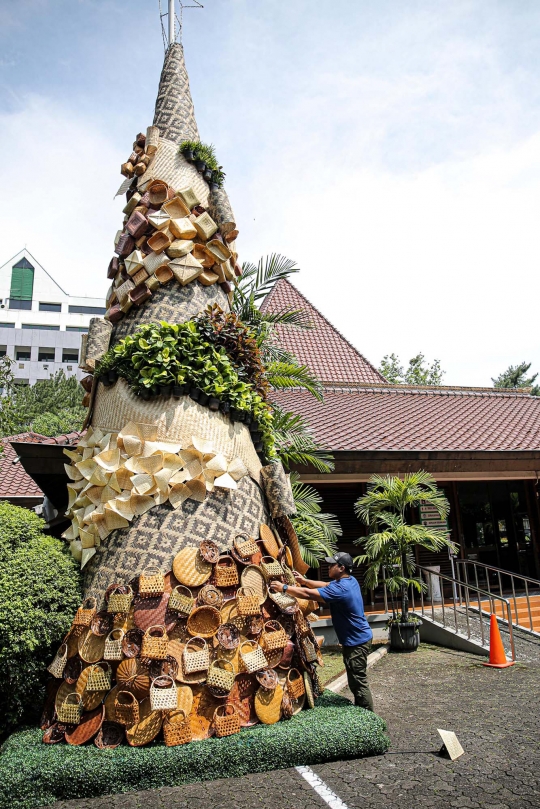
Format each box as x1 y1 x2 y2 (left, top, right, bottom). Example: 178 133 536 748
270 580 326 603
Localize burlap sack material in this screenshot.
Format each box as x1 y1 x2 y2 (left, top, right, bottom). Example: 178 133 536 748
140 138 209 209
152 43 200 146
83 473 268 604
92 379 262 482
111 277 227 341
260 462 297 518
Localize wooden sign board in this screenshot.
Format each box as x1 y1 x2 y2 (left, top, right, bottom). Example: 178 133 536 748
437 728 464 760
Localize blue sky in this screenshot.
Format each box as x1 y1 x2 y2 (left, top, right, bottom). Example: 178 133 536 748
2 0 540 386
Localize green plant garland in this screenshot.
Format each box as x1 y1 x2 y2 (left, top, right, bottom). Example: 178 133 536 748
96 321 275 456
179 140 226 187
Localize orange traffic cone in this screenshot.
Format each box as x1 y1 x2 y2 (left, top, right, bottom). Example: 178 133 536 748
482 614 515 668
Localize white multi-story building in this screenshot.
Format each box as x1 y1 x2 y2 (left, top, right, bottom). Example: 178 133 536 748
0 249 106 386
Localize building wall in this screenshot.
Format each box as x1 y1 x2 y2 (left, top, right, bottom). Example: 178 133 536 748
0 250 105 386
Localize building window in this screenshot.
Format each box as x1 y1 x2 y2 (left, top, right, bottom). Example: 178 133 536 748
0 346 6 358
66 326 89 332
68 305 107 315
13 378 29 386
9 299 32 310
10 257 35 306
39 302 62 312
0 323 15 328
21 324 60 330
62 350 79 363
38 349 55 362
15 347 31 361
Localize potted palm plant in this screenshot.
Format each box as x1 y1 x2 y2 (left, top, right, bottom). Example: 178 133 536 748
354 472 457 652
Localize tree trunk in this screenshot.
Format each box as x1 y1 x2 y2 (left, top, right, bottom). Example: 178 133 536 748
401 551 409 621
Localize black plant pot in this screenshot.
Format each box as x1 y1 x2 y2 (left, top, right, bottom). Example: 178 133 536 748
243 414 252 426
251 431 262 442
389 622 421 652
184 148 195 162
198 391 209 406
253 441 264 452
209 182 219 193
159 384 172 397
249 421 259 434
173 384 187 398
208 397 221 411
195 159 206 172
203 167 213 182
220 401 230 415
101 374 112 387
140 388 152 400
189 386 200 402
108 370 118 384
230 408 244 423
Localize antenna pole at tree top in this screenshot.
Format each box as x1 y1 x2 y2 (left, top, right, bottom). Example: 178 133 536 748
168 0 175 46
159 0 204 47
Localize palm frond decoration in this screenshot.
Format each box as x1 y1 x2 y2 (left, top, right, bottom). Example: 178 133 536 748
233 254 300 315
271 406 333 473
290 473 341 567
265 361 322 400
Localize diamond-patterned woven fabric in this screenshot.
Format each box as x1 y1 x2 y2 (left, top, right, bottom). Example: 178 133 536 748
153 43 199 144
83 475 268 604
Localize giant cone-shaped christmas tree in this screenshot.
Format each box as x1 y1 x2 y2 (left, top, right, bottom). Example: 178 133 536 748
44 41 322 747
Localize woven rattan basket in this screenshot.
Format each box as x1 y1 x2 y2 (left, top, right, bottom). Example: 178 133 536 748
236 587 261 617
86 662 112 692
139 568 165 599
47 643 68 678
141 625 169 660
186 605 221 638
240 565 267 605
268 590 299 615
233 533 259 560
115 690 140 727
182 636 210 673
197 583 223 609
207 659 235 695
261 620 288 652
150 675 177 711
213 704 240 738
57 693 83 725
259 524 280 558
108 586 134 613
104 628 125 661
254 684 283 725
173 546 213 586
287 668 305 699
214 555 239 588
199 538 220 564
216 622 240 650
240 640 268 673
168 585 195 616
163 709 192 746
260 556 283 580
73 597 97 628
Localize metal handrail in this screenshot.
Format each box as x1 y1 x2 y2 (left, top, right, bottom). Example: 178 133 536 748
454 559 540 637
382 564 517 661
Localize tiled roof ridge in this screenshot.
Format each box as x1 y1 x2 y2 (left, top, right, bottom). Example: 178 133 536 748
9 430 85 446
261 279 386 382
3 431 50 444
314 384 538 398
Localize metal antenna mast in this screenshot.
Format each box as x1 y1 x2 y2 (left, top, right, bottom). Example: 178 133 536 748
159 0 203 47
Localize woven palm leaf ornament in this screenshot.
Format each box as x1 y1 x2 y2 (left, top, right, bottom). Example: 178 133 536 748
45 13 323 749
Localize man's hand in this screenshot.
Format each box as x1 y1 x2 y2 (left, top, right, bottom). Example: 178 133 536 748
293 572 308 586
270 581 284 593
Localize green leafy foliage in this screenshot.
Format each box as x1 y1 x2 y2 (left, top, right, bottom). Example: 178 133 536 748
178 140 225 186
0 371 85 439
97 321 276 456
271 406 333 473
354 472 457 620
290 473 341 568
492 361 539 395
0 692 388 809
0 503 81 736
379 352 444 385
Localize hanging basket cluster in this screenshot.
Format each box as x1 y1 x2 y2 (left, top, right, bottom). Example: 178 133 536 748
43 523 323 748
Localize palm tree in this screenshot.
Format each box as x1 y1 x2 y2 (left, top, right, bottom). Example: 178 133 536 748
354 472 457 621
289 473 341 568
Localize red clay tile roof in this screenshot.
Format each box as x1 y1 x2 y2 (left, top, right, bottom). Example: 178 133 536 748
261 280 385 385
271 387 540 452
0 433 45 499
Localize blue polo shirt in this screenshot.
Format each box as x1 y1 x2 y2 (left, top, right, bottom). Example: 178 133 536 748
318 576 372 647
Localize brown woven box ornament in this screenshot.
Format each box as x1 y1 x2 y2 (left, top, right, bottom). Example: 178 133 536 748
260 461 297 519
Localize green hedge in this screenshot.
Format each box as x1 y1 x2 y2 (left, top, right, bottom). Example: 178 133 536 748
0 693 389 809
0 502 81 737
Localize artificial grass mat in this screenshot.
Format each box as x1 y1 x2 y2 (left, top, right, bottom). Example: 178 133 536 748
0 692 389 809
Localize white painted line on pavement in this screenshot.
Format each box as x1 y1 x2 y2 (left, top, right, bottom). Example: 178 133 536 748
295 765 350 809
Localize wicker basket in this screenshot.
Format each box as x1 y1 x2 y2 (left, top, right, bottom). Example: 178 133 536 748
255 668 279 691
47 643 68 678
141 625 169 660
115 690 140 727
216 622 240 650
73 597 97 628
240 640 268 673
86 662 112 692
57 692 83 725
213 704 240 738
104 629 125 661
287 668 305 699
259 524 280 558
233 533 259 560
182 636 210 673
150 675 177 711
214 555 239 588
236 587 261 617
168 585 195 616
139 568 165 599
294 611 311 637
198 538 220 564
107 586 133 613
163 709 192 746
269 590 299 614
207 659 235 694
260 557 284 580
301 636 319 663
186 606 221 638
197 583 223 609
261 620 288 652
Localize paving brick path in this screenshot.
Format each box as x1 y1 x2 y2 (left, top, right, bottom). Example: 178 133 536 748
52 644 540 809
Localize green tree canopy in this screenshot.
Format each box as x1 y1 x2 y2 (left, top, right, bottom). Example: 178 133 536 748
379 353 444 385
492 361 539 395
0 371 85 439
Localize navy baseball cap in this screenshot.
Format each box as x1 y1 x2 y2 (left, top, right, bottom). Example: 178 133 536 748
324 552 354 571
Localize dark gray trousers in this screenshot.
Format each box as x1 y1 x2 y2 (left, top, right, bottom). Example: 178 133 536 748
342 641 374 711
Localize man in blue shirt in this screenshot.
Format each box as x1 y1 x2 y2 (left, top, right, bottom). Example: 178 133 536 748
270 552 374 711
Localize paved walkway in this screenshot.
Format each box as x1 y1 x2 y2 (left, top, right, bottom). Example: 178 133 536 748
52 644 540 809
